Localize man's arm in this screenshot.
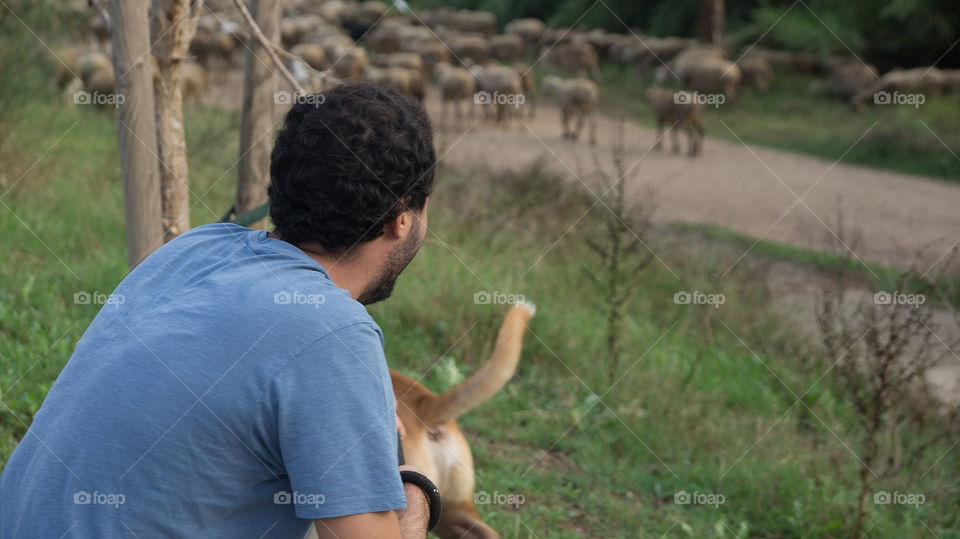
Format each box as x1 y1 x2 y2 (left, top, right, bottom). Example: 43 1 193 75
314 408 429 538
272 325 409 523
313 472 430 538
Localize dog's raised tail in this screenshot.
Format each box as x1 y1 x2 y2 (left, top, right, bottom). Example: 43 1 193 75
425 302 535 425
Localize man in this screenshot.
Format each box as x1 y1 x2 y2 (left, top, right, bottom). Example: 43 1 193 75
0 83 437 537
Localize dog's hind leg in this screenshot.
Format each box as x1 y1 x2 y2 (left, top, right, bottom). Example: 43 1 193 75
434 502 499 539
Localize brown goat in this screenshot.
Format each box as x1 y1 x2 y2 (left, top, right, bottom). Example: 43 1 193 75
542 75 599 145
644 87 704 156
435 61 478 127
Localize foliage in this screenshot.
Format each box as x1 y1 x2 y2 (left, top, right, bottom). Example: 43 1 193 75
408 0 960 69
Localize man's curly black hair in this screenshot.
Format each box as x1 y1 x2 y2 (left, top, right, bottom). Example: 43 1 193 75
268 82 436 255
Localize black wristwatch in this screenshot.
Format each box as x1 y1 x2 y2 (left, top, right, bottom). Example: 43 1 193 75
399 469 442 532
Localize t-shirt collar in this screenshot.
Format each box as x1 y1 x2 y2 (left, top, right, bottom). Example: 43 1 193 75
253 229 332 280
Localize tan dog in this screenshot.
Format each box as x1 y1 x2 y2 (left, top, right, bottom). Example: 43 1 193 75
393 302 535 538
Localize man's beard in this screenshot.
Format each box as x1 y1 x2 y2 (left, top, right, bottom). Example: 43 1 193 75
356 222 422 305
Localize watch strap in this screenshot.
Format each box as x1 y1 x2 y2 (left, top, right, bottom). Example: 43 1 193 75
399 469 442 532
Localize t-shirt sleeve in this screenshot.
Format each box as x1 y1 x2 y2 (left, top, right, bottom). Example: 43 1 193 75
269 322 406 519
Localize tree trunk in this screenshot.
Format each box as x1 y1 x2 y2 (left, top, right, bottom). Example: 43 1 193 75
236 0 281 229
151 0 201 241
698 0 725 46
109 0 164 267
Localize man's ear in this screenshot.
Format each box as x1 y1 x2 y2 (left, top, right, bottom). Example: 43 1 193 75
382 209 412 241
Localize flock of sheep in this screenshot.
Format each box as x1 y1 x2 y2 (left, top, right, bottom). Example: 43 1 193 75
275 2 604 143
56 0 960 156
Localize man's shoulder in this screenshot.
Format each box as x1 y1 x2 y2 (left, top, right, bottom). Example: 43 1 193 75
271 287 382 344
132 223 380 353
174 222 253 243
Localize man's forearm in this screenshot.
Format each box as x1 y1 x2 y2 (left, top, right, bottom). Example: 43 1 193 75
397 483 430 538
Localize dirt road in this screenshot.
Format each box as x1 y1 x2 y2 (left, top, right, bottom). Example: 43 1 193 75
425 95 960 273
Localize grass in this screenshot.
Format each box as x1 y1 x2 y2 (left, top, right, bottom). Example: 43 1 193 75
1 32 958 539
0 96 240 456
591 63 960 182
672 222 960 309
372 161 960 537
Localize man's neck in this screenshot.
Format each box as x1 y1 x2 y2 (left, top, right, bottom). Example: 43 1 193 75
268 232 370 301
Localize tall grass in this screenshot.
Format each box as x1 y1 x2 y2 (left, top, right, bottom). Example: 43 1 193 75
366 157 959 536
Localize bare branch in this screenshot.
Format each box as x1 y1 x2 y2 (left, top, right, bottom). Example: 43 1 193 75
90 0 111 33
230 0 304 94
271 45 343 88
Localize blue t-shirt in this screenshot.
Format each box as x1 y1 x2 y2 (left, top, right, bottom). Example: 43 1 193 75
0 223 406 538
